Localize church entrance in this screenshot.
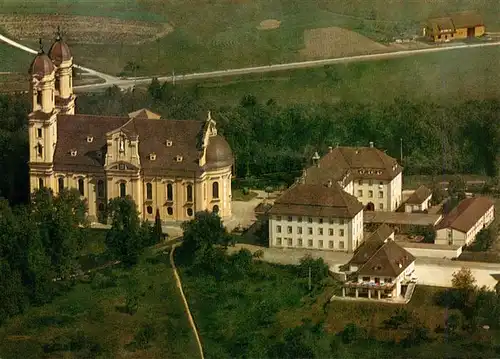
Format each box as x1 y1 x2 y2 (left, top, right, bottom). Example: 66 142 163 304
366 202 375 211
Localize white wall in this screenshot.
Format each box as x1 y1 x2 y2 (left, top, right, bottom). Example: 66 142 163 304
346 172 401 212
268 211 363 252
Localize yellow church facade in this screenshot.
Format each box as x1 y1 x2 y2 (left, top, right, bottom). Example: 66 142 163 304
28 33 233 223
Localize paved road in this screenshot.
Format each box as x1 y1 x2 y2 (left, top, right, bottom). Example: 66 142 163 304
2 33 499 93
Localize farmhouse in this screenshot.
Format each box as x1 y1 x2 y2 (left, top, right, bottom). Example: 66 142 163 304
28 31 233 223
301 142 403 212
342 224 416 301
404 185 432 213
268 183 364 252
425 11 485 42
435 197 494 246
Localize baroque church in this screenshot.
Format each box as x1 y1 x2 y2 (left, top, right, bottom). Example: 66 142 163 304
28 31 234 223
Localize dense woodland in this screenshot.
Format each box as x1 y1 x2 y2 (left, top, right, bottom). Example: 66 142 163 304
1 82 499 205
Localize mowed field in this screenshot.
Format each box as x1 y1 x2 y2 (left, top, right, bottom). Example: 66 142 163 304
185 46 500 105
0 0 498 76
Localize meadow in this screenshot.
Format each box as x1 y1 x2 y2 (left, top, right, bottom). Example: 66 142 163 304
0 0 498 75
185 46 500 105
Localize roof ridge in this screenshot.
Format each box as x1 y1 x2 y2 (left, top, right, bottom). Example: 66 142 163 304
357 240 389 274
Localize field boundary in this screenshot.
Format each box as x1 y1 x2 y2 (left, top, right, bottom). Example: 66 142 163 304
169 242 205 359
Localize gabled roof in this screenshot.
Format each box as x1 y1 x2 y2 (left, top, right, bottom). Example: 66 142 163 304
357 240 415 277
406 185 432 205
268 183 363 218
53 112 231 175
303 146 402 186
128 108 161 120
450 11 484 28
349 224 393 266
435 197 494 233
427 17 455 33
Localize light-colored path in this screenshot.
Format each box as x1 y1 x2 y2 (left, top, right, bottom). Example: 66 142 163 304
1 32 499 92
169 242 205 359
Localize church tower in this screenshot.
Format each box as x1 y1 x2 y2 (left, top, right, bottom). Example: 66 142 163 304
28 39 58 191
49 27 75 115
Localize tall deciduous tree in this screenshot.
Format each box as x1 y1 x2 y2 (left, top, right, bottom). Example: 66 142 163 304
105 196 150 266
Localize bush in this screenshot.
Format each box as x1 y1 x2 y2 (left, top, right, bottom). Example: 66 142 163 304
297 255 329 285
339 323 366 344
91 273 117 289
242 187 250 195
132 324 156 349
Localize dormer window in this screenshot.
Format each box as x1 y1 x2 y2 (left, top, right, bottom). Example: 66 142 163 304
87 135 94 143
166 140 173 147
175 155 183 162
149 153 157 161
70 149 77 157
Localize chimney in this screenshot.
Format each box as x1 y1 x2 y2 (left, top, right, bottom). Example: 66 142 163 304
328 146 333 153
369 141 374 148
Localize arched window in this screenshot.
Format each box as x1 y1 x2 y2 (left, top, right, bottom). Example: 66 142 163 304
37 144 43 157
146 206 153 215
36 91 42 106
186 184 193 202
97 180 105 198
58 177 64 193
212 205 219 214
120 182 126 198
78 178 84 196
167 183 173 201
38 177 44 189
212 181 219 199
146 182 153 200
187 208 193 217
167 207 173 216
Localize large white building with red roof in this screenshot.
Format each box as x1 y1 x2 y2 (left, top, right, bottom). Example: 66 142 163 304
27 30 234 223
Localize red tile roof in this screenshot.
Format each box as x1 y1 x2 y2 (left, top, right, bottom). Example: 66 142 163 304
357 240 415 278
435 197 494 233
406 185 432 205
349 224 394 266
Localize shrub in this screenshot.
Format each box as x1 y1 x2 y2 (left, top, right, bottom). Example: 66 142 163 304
242 187 250 195
339 323 366 344
133 324 156 349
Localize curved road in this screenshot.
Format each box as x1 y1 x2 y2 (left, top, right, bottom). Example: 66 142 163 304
1 33 500 93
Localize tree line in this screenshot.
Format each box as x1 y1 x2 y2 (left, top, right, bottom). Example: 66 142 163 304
1 83 499 203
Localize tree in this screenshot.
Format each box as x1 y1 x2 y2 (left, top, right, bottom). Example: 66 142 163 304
409 225 436 243
105 196 150 266
452 267 477 292
383 308 413 329
0 261 27 324
448 175 466 201
180 210 231 270
30 188 88 278
298 255 329 285
339 323 366 344
470 227 496 252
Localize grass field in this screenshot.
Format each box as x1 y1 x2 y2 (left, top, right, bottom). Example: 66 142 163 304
0 0 498 75
185 46 500 105
0 250 199 359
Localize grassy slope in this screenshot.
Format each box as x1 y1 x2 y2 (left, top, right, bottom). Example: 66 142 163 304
187 46 500 105
0 252 199 359
0 0 498 75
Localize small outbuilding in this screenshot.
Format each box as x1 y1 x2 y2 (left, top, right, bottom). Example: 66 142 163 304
405 185 432 213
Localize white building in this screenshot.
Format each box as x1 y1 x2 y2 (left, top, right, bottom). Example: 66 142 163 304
301 143 402 212
343 224 416 300
405 185 432 213
268 183 364 253
435 197 495 246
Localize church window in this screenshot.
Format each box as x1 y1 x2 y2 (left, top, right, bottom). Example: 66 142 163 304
167 183 173 201
212 182 219 199
186 184 193 202
187 207 193 217
36 91 42 106
58 177 64 192
146 182 153 200
167 207 173 216
78 178 84 196
147 206 153 215
38 177 44 189
37 144 43 157
97 180 105 198
120 183 126 198
55 77 60 91
213 205 219 214
37 128 42 138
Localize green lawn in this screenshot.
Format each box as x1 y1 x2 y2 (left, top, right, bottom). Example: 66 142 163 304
0 42 33 73
0 0 498 76
0 251 199 359
185 46 500 105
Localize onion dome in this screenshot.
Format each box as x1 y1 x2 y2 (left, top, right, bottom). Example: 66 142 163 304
205 135 234 169
48 27 72 66
29 39 55 78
